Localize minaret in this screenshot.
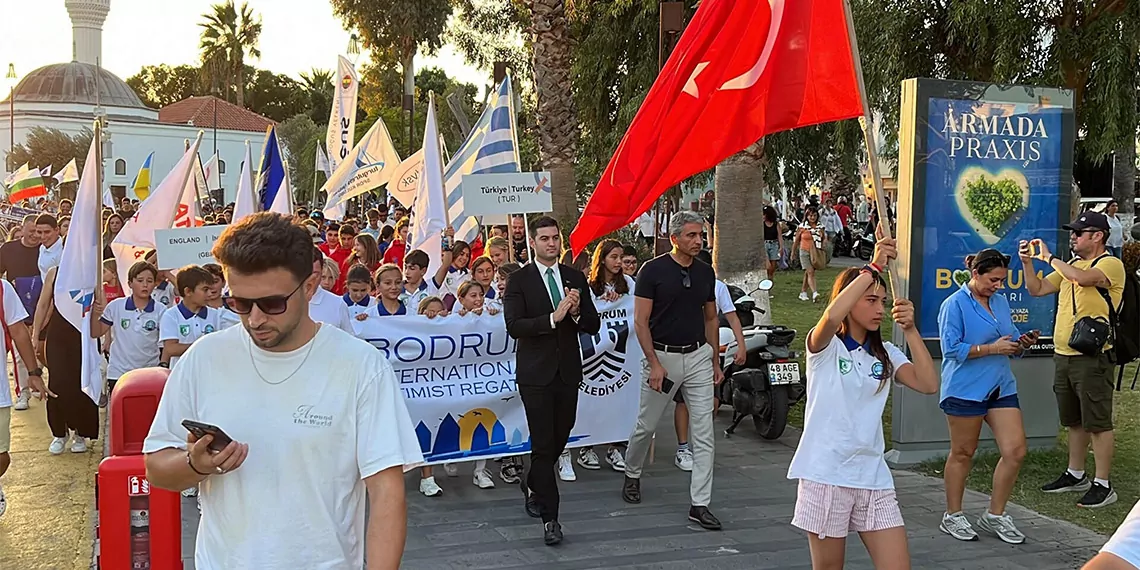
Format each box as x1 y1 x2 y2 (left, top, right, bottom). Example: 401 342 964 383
65 0 111 66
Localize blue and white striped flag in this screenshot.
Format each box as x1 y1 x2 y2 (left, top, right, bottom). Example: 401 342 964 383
444 75 520 243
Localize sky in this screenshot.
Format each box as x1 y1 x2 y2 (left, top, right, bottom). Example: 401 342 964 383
2 0 487 89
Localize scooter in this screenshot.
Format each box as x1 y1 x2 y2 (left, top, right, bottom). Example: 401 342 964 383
852 223 874 261
716 280 803 440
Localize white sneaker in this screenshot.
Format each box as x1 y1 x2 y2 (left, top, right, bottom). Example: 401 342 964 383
473 468 495 489
812 291 820 303
443 463 459 477
13 389 29 411
419 476 444 497
674 448 694 472
49 437 66 455
939 511 978 541
557 451 577 481
606 447 626 471
181 487 199 498
0 484 6 518
577 448 601 470
798 291 809 301
70 437 88 453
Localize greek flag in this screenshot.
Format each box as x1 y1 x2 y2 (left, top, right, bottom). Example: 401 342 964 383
444 76 520 242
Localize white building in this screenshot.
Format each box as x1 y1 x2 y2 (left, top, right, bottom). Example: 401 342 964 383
1 0 272 205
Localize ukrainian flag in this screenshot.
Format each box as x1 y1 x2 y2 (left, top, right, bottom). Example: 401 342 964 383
130 152 154 201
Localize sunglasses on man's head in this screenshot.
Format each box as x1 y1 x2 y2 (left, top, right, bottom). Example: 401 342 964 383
223 280 305 315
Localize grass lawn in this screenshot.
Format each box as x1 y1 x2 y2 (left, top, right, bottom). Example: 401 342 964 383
768 264 1139 535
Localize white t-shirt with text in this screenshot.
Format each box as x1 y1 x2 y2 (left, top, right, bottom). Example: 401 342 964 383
143 324 424 570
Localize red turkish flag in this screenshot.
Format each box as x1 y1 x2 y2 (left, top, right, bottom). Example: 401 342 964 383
571 0 863 253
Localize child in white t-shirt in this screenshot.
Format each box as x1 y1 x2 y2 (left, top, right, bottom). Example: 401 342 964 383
371 264 407 317
90 261 167 393
455 281 498 317
399 249 438 312
787 237 938 568
1088 499 1140 568
415 296 448 498
203 263 241 330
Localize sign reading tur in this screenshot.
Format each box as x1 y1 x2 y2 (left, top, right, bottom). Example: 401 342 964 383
461 172 553 216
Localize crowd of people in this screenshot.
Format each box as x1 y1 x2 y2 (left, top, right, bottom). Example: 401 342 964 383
0 186 1137 570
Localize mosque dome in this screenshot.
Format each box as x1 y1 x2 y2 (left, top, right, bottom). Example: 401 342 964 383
9 61 147 110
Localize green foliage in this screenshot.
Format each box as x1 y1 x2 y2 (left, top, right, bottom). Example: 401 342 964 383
125 65 205 108
449 0 531 77
964 175 1023 234
299 68 335 126
357 64 483 158
1124 241 1140 276
7 127 93 199
198 0 262 107
329 0 452 62
276 115 324 206
241 66 308 122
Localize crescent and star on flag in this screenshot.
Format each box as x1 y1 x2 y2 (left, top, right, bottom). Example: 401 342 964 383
682 0 785 98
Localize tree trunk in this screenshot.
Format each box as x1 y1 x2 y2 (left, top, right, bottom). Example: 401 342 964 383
713 140 772 325
234 58 245 108
1113 140 1137 228
402 49 416 156
531 0 579 227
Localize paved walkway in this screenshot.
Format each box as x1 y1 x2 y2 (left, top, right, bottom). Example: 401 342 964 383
180 412 1106 569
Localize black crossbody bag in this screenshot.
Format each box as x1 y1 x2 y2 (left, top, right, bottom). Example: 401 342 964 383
1067 255 1117 357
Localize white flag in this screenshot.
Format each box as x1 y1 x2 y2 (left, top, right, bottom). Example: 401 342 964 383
53 134 104 403
40 165 52 178
388 148 424 209
53 159 79 184
315 142 332 178
4 163 29 187
326 55 359 173
409 95 448 276
233 141 256 222
112 135 203 286
320 118 402 218
103 187 116 209
202 152 223 190
174 167 204 229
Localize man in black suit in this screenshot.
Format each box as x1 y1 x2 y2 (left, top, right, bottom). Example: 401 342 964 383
503 216 600 546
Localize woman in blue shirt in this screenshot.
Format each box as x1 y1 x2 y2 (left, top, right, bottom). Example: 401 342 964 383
937 249 1038 545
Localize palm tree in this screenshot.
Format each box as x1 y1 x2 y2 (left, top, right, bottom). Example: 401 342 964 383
199 0 262 108
530 0 579 225
300 68 335 125
712 140 772 324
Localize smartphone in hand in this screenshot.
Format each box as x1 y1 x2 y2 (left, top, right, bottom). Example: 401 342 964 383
182 419 234 453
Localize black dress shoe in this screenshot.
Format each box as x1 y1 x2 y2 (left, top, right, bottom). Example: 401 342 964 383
543 520 563 545
520 478 541 518
688 505 722 530
622 476 641 504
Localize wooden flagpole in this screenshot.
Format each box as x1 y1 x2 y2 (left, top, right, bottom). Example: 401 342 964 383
843 0 901 299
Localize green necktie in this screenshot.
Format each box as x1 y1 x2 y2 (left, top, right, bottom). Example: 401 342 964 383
545 267 562 306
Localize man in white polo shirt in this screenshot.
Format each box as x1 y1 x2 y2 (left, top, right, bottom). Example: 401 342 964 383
0 277 50 518
35 214 63 282
159 266 222 368
309 247 354 334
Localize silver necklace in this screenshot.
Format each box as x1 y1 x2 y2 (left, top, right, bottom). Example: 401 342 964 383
247 323 321 386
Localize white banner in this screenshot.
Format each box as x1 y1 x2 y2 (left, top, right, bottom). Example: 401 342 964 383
154 226 227 269
462 172 552 216
355 294 642 465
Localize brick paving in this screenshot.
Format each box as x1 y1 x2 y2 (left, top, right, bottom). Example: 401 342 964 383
179 412 1106 569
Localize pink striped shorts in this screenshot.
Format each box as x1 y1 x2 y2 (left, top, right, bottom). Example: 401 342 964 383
791 479 905 539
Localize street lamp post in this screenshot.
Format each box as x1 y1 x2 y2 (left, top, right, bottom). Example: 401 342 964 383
6 63 16 173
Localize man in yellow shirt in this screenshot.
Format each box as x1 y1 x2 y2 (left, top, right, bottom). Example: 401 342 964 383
1023 211 1125 509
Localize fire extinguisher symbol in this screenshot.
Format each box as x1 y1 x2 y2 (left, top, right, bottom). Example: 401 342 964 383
128 476 151 496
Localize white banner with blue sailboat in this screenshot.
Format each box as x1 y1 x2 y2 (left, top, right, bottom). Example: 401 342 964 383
356 294 642 465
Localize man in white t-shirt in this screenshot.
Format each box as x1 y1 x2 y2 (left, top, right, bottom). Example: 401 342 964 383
143 213 423 569
1085 499 1140 568
0 278 50 519
309 247 355 334
35 214 63 282
159 266 223 368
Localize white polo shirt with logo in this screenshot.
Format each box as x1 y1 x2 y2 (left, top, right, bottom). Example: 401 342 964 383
159 302 222 367
398 280 437 313
38 237 63 282
342 293 375 320
100 296 166 379
787 331 911 490
153 281 177 309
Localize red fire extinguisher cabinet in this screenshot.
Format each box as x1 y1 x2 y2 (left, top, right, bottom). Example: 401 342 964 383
98 444 183 569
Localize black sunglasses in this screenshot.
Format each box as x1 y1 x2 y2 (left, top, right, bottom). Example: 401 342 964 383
681 267 691 289
223 280 305 315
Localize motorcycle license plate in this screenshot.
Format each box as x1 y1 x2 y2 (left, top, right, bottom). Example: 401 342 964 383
767 362 801 385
